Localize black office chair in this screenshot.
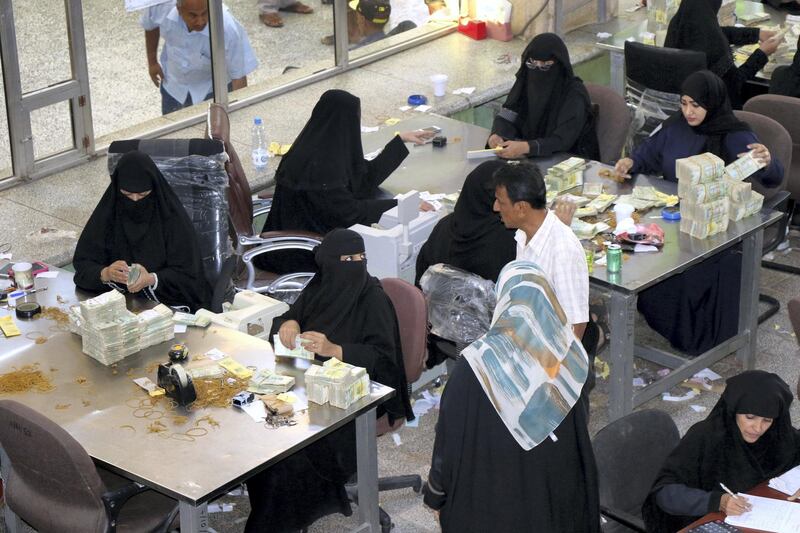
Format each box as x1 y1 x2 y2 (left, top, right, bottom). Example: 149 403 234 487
108 139 235 312
733 110 793 324
624 42 707 151
592 409 680 533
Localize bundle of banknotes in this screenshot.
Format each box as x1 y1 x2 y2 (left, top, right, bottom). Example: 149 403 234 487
730 190 764 222
575 193 617 218
74 291 174 365
724 151 765 182
675 153 725 185
248 369 296 394
305 359 370 409
545 157 585 193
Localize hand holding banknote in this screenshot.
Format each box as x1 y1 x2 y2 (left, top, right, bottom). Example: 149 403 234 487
738 143 770 167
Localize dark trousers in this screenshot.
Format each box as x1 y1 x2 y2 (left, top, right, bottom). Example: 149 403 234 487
160 83 233 115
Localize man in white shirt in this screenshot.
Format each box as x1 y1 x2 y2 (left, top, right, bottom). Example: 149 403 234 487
142 0 258 115
492 161 588 340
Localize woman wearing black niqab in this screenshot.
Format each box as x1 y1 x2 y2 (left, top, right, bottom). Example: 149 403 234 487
415 160 515 286
73 151 209 312
770 35 800 97
643 370 800 533
664 0 778 109
257 89 430 274
488 33 599 160
245 229 413 533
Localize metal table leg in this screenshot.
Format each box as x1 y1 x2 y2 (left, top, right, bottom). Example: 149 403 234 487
736 229 763 369
607 290 637 421
610 50 625 96
354 407 379 533
179 501 209 533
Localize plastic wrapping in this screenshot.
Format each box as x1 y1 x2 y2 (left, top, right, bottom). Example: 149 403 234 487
419 263 496 344
108 152 231 289
625 87 681 154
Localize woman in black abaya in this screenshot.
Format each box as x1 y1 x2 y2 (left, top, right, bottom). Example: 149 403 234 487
487 33 599 160
423 261 600 533
245 229 413 533
72 151 209 312
770 35 800 98
664 0 779 109
257 89 432 274
643 371 800 533
414 160 515 286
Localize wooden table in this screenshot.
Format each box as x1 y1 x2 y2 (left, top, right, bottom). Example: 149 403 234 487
679 482 798 532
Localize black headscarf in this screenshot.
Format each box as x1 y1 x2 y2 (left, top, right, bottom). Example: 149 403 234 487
300 228 370 334
73 151 209 311
664 70 751 157
274 90 369 194
665 0 735 78
770 35 800 98
643 370 800 533
415 160 515 284
505 33 585 140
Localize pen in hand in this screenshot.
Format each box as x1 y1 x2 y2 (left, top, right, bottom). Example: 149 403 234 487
720 483 752 514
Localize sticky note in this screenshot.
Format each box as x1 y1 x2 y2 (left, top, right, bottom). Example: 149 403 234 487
0 316 21 337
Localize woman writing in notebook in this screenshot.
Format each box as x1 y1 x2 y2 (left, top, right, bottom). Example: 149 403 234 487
642 371 800 533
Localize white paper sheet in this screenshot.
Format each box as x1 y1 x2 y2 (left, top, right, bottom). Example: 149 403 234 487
724 495 800 532
173 324 187 334
35 271 59 279
770 465 800 496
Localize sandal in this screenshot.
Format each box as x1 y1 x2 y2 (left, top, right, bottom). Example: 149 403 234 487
281 2 314 14
259 12 284 27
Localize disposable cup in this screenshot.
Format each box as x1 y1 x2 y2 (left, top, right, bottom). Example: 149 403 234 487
431 74 448 97
12 262 34 289
613 203 635 222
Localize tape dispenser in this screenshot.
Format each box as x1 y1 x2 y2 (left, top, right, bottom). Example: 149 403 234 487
157 362 197 406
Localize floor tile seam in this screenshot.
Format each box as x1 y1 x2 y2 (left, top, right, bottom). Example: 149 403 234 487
0 196 84 229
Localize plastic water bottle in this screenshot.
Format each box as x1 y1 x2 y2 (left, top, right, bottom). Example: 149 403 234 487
251 117 269 179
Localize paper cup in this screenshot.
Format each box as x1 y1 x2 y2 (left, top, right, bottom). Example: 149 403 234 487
431 74 448 97
12 262 34 289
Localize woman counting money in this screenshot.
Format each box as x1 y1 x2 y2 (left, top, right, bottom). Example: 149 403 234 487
244 229 413 532
614 70 782 355
73 151 209 312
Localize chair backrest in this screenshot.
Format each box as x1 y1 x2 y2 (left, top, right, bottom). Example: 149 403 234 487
206 102 254 238
592 409 680 527
743 95 800 200
624 42 707 94
380 278 428 385
733 110 792 201
586 83 631 164
0 400 109 533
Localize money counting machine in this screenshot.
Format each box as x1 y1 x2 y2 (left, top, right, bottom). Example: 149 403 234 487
350 190 439 283
196 291 289 340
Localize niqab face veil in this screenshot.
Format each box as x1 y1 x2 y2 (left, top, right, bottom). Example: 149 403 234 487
273 90 368 193
300 229 370 335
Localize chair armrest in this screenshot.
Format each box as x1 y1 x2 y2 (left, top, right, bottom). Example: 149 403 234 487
101 481 150 531
599 505 647 532
763 190 790 211
240 232 323 292
252 197 272 219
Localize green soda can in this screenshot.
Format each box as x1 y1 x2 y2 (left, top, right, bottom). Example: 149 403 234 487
606 244 622 273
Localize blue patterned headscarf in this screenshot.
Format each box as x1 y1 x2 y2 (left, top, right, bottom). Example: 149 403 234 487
461 260 589 450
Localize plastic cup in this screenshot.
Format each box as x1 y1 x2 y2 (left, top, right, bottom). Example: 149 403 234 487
12 262 34 289
613 203 635 221
431 74 448 97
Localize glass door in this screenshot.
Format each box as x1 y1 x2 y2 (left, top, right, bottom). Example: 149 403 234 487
0 0 94 186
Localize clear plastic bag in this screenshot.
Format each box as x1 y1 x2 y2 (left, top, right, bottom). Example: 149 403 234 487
419 263 496 344
107 152 232 288
625 86 681 154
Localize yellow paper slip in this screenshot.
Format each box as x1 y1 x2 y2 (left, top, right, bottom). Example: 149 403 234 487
218 357 254 379
0 316 21 337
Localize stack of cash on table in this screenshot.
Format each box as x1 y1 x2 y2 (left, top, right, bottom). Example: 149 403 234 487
676 152 764 239
305 358 369 409
545 157 585 193
248 369 295 394
74 290 174 365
